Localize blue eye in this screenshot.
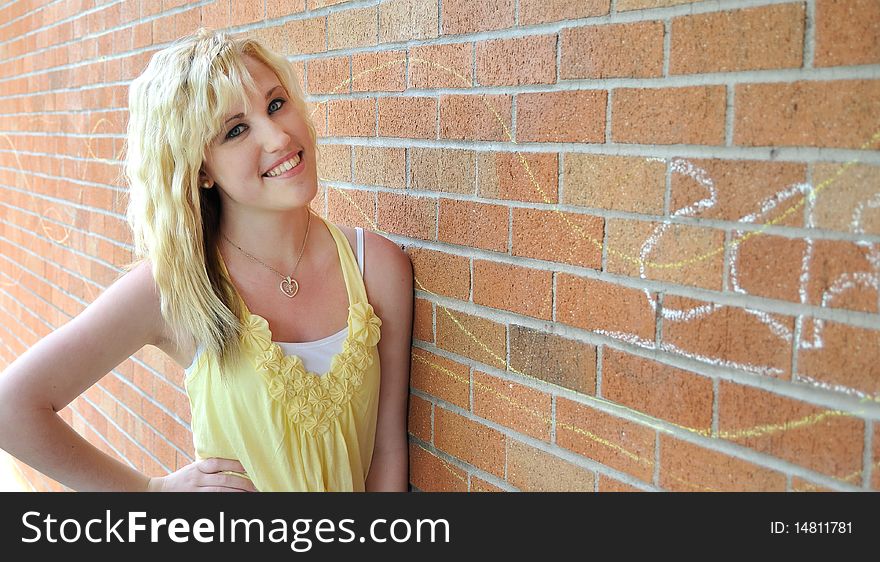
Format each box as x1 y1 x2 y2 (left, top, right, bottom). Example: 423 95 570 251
225 98 287 140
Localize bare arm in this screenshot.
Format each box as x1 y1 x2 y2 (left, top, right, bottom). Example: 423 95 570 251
0 261 167 492
364 234 412 492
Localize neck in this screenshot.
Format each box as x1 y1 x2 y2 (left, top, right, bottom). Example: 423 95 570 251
219 206 315 275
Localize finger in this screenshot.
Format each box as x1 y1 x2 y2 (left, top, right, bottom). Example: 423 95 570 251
200 458 247 474
214 473 255 490
198 486 247 492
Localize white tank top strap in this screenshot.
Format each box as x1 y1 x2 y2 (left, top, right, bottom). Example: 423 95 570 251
355 227 364 277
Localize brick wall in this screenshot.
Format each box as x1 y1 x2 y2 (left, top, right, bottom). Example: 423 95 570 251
1 0 878 492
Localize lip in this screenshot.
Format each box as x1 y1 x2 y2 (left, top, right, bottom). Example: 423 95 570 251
263 150 305 179
262 150 302 176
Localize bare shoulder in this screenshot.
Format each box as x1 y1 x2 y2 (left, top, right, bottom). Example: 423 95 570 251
362 230 413 306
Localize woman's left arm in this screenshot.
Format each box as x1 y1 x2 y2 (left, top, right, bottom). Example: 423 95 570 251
364 233 413 492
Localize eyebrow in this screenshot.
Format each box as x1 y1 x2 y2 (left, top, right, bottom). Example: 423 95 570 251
224 85 284 124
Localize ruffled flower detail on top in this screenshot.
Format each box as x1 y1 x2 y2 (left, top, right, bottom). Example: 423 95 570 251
244 301 382 436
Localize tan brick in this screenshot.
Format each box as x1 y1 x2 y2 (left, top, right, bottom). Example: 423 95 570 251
327 98 375 137
413 297 434 343
439 94 512 141
376 191 436 240
307 101 327 138
473 260 553 320
407 246 470 300
411 147 476 194
662 295 794 378
281 17 326 56
470 476 504 492
509 324 597 395
557 398 655 482
507 440 595 491
230 1 263 26
311 0 348 8
327 6 376 51
352 50 407 92
306 56 349 95
511 208 603 269
476 35 556 86
267 0 306 19
438 198 508 252
409 42 473 89
378 0 439 43
326 186 376 228
442 0 514 35
718 381 864 479
659 434 787 491
556 274 657 341
563 154 666 214
519 0 609 25
617 0 701 9
477 151 558 204
315 144 351 183
436 306 507 369
353 146 406 188
598 474 643 492
434 407 506 478
790 477 837 492
670 159 807 224
377 96 436 139
811 162 880 235
729 233 806 303
670 4 804 75
798 318 880 399
561 21 663 79
816 0 880 67
411 347 470 409
735 80 880 149
606 219 725 290
409 443 468 491
613 86 726 145
474 371 552 440
517 90 606 143
602 349 713 431
408 394 432 442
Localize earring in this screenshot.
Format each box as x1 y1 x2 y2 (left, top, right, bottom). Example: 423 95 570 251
201 181 211 188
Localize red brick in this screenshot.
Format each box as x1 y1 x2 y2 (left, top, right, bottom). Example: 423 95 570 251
470 477 504 492
662 295 794 378
267 0 306 19
670 158 807 224
409 443 468 491
436 306 507 369
439 94 512 141
613 86 726 145
509 324 597 395
474 371 552 440
413 297 434 343
790 477 837 492
728 233 806 303
811 163 880 235
477 151 558 204
353 146 406 188
352 50 406 92
718 381 864 479
735 80 880 149
307 56 350 95
557 398 656 482
442 0 514 35
802 239 879 313
598 474 643 492
874 421 880 490
327 6 376 51
438 198 508 252
476 35 556 86
378 0 438 43
659 434 786 491
507 440 595 491
602 349 713 432
556 274 657 342
561 21 663 79
326 186 376 228
327 98 375 137
815 0 880 67
376 191 436 240
519 0 608 24
407 246 470 300
670 4 804 74
409 42 473 89
617 0 701 9
410 348 470 409
798 318 880 399
316 144 351 183
280 17 326 56
511 208 603 269
473 260 553 320
411 148 476 194
606 219 725 290
517 90 606 143
564 153 666 214
407 394 433 443
378 96 436 139
434 407 506 478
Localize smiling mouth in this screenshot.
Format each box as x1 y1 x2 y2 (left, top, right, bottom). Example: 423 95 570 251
262 150 304 177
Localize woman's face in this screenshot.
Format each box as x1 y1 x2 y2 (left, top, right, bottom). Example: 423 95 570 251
200 55 317 212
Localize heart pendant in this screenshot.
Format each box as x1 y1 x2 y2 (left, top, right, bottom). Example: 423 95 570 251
280 276 299 298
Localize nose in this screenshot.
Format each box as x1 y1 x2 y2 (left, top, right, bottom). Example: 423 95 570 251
260 117 290 154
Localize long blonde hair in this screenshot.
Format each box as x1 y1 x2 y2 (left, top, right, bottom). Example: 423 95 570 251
122 28 317 376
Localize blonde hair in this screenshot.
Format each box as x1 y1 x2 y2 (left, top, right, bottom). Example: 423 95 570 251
122 28 317 376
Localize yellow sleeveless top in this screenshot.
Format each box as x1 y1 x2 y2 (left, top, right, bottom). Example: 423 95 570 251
184 214 383 491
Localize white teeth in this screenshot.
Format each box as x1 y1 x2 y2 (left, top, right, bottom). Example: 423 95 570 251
265 152 301 177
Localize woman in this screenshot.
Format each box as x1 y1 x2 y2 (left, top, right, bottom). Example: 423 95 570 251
0 28 412 491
